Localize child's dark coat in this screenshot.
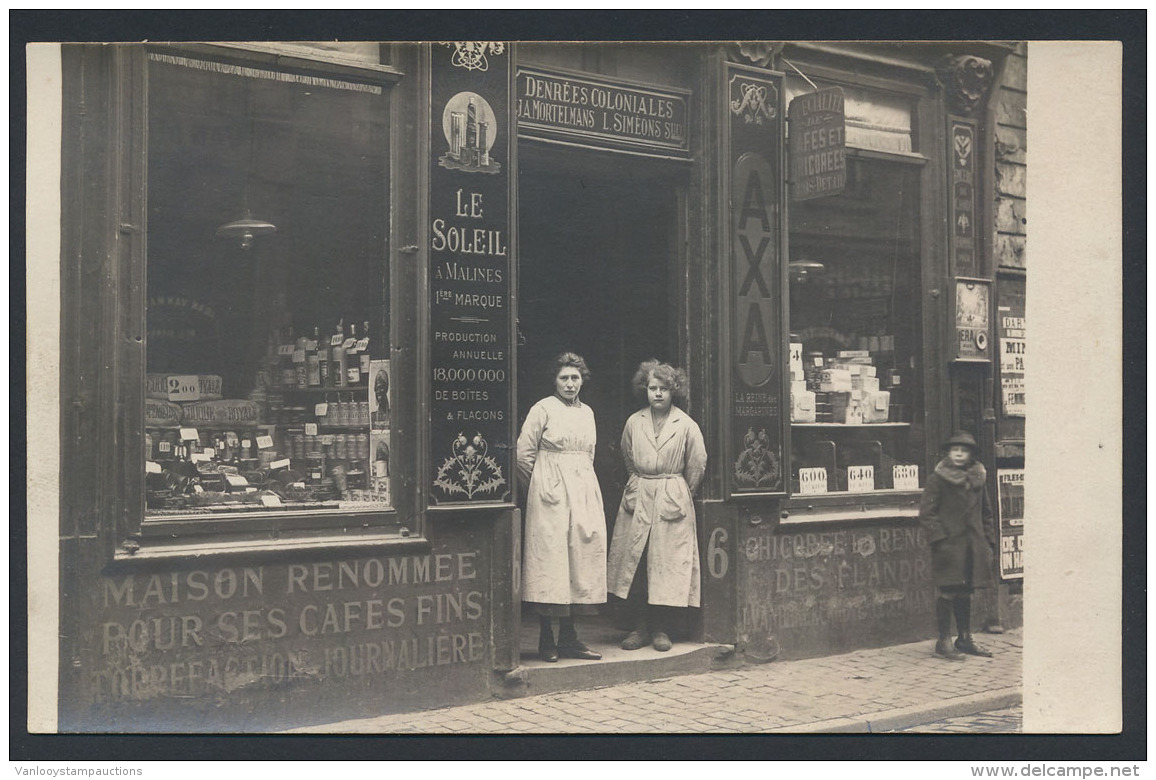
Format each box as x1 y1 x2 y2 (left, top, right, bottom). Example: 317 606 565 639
918 459 998 589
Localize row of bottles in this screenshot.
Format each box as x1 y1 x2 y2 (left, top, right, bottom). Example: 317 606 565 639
269 319 373 390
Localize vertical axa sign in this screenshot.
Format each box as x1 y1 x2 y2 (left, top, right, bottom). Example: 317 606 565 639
733 152 777 387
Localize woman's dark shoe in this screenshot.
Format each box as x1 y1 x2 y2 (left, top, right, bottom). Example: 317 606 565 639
538 617 558 663
538 637 559 663
558 640 602 660
652 632 673 652
935 638 966 661
955 636 994 657
620 629 652 651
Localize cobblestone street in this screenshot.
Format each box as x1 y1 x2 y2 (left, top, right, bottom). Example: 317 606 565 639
289 630 1022 734
896 705 1022 733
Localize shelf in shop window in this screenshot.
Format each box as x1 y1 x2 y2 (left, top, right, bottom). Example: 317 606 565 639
317 424 369 431
791 422 911 428
274 386 369 395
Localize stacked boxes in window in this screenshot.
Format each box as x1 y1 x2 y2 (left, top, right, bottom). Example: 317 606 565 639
789 341 816 422
829 350 890 423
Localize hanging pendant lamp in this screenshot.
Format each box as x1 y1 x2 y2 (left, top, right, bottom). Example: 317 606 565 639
216 88 276 249
216 210 276 249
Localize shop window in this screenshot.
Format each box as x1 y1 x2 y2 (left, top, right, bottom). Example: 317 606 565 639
142 53 396 529
787 156 925 495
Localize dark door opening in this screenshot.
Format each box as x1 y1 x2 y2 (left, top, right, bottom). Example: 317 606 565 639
517 154 681 528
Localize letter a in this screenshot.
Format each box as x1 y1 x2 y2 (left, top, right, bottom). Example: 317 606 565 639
739 303 772 363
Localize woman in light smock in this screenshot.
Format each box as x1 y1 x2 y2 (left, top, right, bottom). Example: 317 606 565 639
607 360 707 652
517 352 607 662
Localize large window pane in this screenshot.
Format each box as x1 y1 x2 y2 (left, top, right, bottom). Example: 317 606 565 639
788 156 924 493
143 56 391 518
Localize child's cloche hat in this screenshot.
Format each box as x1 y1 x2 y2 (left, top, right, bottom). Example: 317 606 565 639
942 430 979 453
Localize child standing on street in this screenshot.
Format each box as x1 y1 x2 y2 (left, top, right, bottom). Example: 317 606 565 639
918 431 999 661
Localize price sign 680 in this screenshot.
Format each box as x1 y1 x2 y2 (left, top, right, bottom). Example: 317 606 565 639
166 375 201 402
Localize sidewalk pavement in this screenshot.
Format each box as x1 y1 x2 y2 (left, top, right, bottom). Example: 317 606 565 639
288 629 1021 734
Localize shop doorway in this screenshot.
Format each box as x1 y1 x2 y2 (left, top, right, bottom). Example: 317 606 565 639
517 151 683 527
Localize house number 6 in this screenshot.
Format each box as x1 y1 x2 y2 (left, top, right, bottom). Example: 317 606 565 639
707 527 729 579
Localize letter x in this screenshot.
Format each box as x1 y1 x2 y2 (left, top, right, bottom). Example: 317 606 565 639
738 235 771 297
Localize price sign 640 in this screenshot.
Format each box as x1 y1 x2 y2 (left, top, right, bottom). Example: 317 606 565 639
166 375 201 402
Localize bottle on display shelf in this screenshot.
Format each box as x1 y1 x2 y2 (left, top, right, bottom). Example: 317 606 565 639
318 325 331 388
294 328 309 389
306 326 321 387
330 319 347 388
280 326 298 389
345 322 362 387
359 320 372 385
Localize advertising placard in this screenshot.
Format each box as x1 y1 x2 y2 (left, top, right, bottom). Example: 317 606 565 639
789 87 846 201
997 469 1024 579
724 64 786 496
428 42 514 505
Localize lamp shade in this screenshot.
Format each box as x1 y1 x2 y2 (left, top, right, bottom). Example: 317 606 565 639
216 211 276 249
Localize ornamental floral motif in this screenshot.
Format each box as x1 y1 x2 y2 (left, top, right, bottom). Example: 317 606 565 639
734 427 781 489
729 75 777 125
433 431 507 500
447 42 505 72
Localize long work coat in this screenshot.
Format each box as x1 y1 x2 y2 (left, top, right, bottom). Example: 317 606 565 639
917 459 998 589
606 406 707 608
517 396 608 606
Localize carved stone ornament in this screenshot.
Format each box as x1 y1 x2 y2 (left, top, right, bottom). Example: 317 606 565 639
735 41 783 68
939 55 994 115
446 42 505 72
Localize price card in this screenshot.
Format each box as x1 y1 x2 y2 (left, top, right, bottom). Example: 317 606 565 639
192 484 205 493
158 441 172 454
315 403 328 417
260 493 283 508
356 338 370 350
321 435 334 446
893 464 920 490
179 427 199 442
166 375 201 402
270 458 292 470
202 448 215 458
293 348 306 364
799 468 828 495
278 344 296 356
241 439 251 449
145 461 162 474
847 465 875 493
330 334 344 346
342 338 356 350
256 435 274 450
305 423 318 436
225 474 249 488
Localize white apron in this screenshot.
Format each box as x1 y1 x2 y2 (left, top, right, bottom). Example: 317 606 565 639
517 396 607 605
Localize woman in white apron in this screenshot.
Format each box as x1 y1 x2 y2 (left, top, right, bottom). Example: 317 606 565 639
517 352 607 662
607 360 707 652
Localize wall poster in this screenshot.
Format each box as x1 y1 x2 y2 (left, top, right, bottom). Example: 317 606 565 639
997 469 1024 580
998 281 1026 417
723 63 786 496
428 42 514 505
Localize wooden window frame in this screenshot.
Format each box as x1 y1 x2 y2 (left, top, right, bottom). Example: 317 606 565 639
61 43 424 563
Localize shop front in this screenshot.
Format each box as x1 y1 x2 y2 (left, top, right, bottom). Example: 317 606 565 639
51 40 1021 731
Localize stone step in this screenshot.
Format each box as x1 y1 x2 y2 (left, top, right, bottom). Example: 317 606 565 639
498 617 738 699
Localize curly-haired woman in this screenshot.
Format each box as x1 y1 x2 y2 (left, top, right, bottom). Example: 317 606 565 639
516 352 607 662
606 360 707 652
